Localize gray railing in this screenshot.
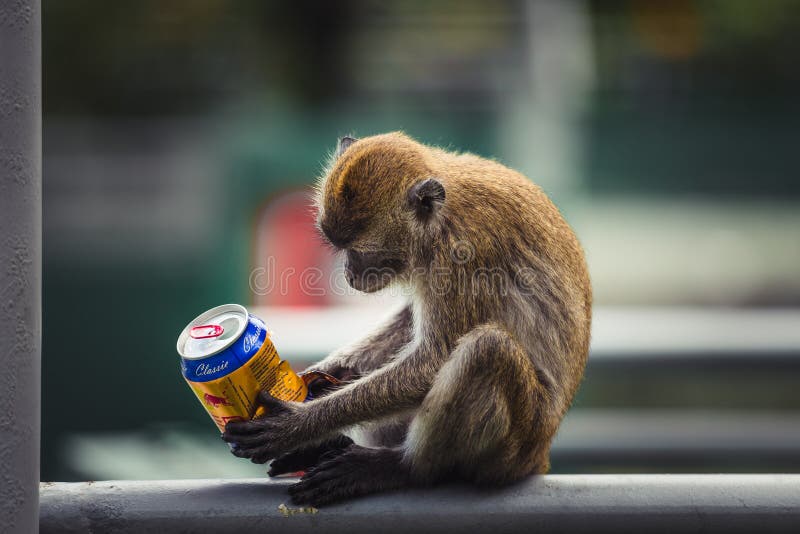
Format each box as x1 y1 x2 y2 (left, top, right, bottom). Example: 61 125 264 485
39 475 800 533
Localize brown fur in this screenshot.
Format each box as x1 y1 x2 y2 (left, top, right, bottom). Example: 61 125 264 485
222 132 592 506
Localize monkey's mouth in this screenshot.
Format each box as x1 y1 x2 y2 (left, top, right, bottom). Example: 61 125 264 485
344 250 406 293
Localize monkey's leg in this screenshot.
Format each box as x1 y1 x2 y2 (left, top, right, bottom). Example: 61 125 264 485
404 323 554 485
289 324 554 506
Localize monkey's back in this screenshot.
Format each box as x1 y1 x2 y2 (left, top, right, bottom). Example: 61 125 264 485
429 148 592 414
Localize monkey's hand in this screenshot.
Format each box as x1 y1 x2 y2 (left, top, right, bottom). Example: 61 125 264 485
221 392 314 464
305 361 359 384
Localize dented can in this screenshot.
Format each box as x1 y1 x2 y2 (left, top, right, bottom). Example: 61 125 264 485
176 304 307 432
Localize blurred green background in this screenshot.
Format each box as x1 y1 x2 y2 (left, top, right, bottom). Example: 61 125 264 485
42 0 800 480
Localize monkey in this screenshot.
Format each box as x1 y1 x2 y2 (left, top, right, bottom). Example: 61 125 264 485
222 132 592 507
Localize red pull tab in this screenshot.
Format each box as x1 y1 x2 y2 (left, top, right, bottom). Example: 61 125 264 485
190 324 224 339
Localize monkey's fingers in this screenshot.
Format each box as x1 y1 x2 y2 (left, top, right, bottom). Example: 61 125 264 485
231 443 279 464
222 393 290 440
226 428 292 463
256 391 290 412
223 419 266 437
222 428 277 447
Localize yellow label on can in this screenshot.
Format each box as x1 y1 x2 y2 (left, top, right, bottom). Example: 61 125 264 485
184 335 307 432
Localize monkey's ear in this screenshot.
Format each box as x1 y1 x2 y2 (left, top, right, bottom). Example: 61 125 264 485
407 178 446 219
337 136 358 158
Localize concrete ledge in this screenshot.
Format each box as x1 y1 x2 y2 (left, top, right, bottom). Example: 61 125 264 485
40 475 800 533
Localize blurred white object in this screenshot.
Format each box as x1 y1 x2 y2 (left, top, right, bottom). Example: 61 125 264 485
253 305 800 362
65 410 800 480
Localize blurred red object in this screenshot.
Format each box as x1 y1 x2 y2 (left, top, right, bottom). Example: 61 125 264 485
253 190 335 307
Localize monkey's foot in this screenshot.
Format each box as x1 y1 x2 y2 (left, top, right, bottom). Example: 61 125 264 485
288 445 408 507
268 435 354 477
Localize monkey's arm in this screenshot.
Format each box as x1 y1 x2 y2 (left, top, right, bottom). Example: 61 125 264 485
308 305 413 379
223 345 442 462
229 305 414 473
312 346 436 426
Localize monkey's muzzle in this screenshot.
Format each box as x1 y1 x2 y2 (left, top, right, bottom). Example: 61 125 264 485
344 250 406 293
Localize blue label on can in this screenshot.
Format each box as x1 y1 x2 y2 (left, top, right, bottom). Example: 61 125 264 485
181 314 268 382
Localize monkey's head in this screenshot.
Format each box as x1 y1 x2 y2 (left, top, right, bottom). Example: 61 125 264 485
315 132 446 293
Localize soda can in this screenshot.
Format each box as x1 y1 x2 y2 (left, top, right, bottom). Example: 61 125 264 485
176 304 308 432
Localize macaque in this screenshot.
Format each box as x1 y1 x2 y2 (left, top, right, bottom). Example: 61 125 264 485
223 132 592 506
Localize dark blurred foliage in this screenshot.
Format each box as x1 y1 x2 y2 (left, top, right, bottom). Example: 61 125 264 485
594 0 800 99
45 1 800 111
588 0 800 197
44 0 353 114
44 0 800 197
44 0 524 116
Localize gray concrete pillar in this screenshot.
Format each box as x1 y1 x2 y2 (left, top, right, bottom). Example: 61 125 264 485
0 1 42 533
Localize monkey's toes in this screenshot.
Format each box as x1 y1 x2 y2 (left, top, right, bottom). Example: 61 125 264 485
268 435 355 477
288 458 360 507
268 450 312 477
